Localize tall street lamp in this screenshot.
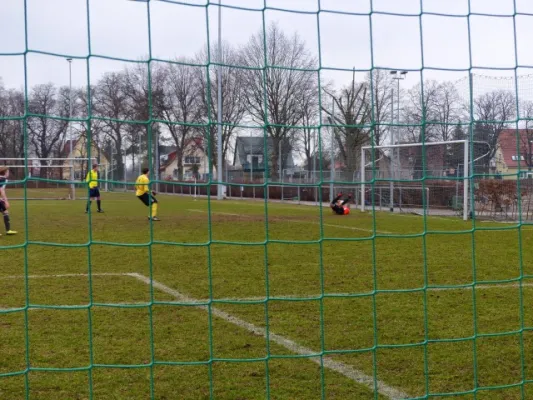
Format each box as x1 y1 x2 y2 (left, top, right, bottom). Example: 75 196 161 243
67 58 74 200
389 70 408 211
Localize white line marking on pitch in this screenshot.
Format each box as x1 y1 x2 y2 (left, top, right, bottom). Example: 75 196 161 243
129 272 410 400
190 283 533 302
188 209 240 217
187 209 392 234
0 272 127 280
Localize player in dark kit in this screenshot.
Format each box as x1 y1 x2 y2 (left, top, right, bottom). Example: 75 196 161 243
0 166 17 236
330 192 352 215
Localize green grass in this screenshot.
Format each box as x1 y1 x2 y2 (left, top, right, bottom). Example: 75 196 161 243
2 189 533 399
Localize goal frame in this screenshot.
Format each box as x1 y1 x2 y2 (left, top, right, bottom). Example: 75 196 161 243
0 157 98 200
360 140 470 221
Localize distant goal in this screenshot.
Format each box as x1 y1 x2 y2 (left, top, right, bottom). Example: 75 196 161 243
0 157 100 200
360 140 490 221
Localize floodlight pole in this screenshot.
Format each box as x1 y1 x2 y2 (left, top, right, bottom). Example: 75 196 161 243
279 139 282 182
463 140 469 221
328 101 335 203
313 130 317 183
216 0 224 200
389 70 408 212
250 136 253 182
67 58 74 200
389 87 394 212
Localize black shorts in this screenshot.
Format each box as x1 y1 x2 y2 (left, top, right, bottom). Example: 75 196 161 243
332 205 344 215
137 193 157 206
89 187 100 198
0 200 5 213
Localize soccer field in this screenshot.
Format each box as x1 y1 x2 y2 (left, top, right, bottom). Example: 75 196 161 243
2 192 533 399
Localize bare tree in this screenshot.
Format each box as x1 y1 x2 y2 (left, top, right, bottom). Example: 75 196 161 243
92 72 132 180
322 71 371 174
196 43 247 178
0 84 25 166
156 60 202 180
294 76 320 172
366 69 393 147
472 89 515 171
400 80 447 177
240 24 317 179
122 63 167 177
27 83 72 178
433 81 464 142
76 85 109 172
403 80 443 144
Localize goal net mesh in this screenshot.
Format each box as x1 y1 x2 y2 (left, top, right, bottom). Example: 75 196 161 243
2 1 533 399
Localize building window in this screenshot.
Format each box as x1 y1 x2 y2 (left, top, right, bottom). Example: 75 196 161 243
512 155 525 161
185 156 201 164
246 155 262 166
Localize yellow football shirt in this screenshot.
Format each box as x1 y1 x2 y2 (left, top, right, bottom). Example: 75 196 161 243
135 174 150 197
85 170 98 189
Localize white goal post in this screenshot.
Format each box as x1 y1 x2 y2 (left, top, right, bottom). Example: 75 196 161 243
360 140 490 221
0 157 99 200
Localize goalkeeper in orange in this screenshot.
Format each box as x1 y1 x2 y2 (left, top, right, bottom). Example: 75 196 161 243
330 192 352 215
135 168 160 221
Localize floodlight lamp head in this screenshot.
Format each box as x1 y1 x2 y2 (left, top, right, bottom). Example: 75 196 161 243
400 71 408 75
390 71 397 75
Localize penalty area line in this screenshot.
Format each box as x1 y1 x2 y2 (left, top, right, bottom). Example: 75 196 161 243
129 272 410 400
0 272 129 280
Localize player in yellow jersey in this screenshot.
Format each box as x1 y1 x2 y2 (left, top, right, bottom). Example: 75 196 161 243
135 168 160 221
0 166 17 236
85 164 103 213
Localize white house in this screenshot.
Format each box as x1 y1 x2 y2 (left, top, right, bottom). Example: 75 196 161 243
159 137 215 181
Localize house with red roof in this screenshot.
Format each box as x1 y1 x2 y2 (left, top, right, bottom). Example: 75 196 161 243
494 129 533 179
159 137 214 181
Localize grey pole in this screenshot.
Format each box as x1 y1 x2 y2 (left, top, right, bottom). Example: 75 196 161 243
279 140 282 182
329 102 335 203
155 129 160 192
313 130 317 183
67 58 74 200
389 87 394 212
389 70 408 211
396 73 403 177
216 0 224 200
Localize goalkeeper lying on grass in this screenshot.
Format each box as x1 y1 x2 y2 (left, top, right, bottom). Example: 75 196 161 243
135 168 160 221
330 192 352 215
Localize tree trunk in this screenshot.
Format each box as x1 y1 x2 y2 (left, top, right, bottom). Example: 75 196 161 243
177 153 184 181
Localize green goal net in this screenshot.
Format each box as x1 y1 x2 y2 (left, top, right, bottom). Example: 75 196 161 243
2 0 533 399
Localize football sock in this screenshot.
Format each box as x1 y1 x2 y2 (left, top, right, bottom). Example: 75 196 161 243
3 214 10 231
86 201 91 212
151 203 158 218
97 200 101 211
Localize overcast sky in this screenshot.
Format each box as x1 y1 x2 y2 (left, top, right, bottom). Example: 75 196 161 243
2 0 533 99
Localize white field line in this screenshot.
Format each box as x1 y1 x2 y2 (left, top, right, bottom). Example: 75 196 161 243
4 278 533 313
0 272 127 280
129 272 410 400
187 209 392 234
187 282 533 302
188 209 240 217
